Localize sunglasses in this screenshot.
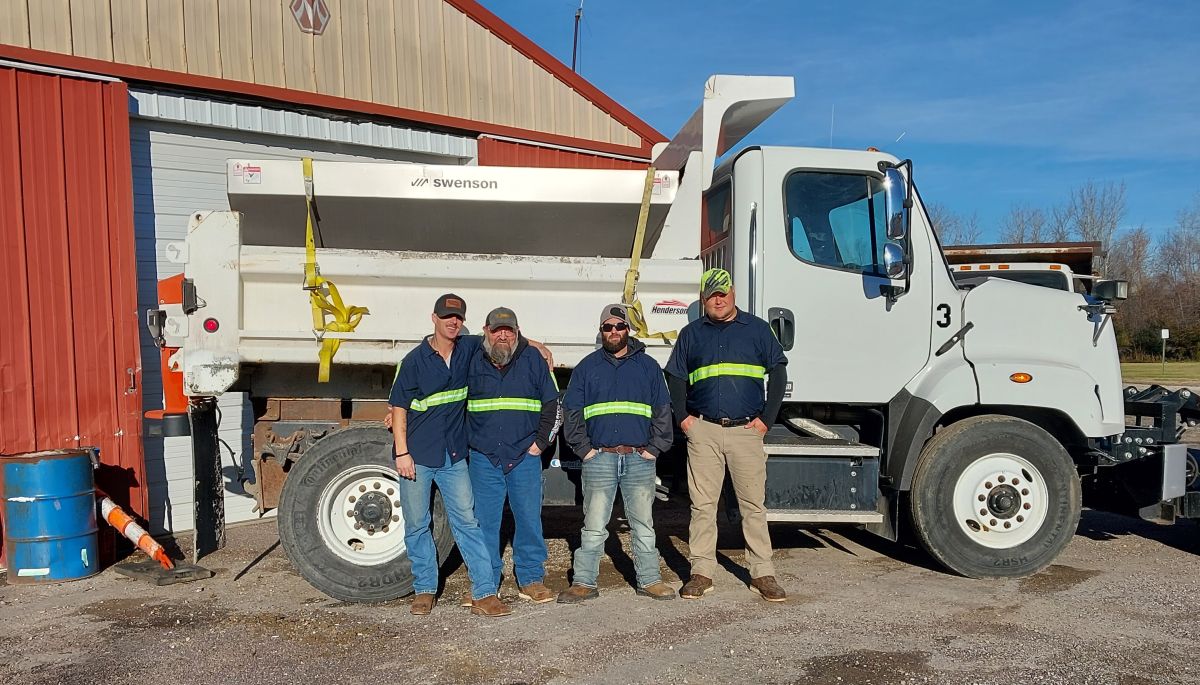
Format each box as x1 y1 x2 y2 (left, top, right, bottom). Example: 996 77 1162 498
600 322 629 332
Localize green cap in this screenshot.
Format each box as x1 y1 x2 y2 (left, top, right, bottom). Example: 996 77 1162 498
700 268 733 299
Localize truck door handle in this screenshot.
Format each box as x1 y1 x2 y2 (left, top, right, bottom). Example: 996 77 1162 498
768 307 795 351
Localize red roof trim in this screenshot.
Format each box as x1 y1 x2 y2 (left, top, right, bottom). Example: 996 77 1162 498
0 44 655 159
443 0 667 144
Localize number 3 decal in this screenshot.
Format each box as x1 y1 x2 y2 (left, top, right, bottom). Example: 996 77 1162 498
936 304 951 328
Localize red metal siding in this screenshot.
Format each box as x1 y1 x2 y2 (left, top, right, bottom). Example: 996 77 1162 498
0 68 146 530
477 137 650 169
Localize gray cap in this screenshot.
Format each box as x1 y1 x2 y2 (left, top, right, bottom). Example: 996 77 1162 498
599 303 629 327
485 307 519 330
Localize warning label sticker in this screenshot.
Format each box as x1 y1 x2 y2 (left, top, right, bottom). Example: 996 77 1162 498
243 165 261 184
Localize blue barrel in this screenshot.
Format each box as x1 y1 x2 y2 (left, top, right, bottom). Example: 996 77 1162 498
2 449 99 584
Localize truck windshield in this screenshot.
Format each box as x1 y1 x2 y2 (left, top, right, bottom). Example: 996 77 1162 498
783 172 887 275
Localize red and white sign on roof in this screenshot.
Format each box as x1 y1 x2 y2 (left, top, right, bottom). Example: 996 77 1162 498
291 0 331 36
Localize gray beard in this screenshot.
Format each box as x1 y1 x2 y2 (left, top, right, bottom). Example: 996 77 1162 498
483 337 515 366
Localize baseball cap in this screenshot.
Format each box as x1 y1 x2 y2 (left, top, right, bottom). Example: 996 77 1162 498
700 268 733 299
484 307 519 330
433 293 467 319
599 303 630 327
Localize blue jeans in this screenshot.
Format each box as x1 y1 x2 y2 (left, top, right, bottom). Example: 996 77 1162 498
468 450 547 588
397 452 498 600
572 450 661 588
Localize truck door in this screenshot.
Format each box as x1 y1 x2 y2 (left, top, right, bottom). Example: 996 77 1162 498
754 155 934 403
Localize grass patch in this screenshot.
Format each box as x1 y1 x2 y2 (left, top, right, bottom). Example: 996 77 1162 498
1121 361 1200 385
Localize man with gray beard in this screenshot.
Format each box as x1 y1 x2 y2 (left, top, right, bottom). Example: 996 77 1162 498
466 307 561 603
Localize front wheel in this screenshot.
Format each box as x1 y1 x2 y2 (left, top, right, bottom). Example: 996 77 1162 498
277 425 454 602
908 415 1081 578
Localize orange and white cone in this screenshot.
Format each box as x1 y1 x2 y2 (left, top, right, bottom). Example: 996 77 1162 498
99 496 174 570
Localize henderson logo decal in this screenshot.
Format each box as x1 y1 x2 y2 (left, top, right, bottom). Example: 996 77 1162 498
411 177 498 189
651 299 689 315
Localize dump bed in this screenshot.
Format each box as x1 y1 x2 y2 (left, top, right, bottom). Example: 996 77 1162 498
165 161 701 396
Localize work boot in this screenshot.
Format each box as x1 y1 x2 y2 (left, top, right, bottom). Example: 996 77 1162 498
680 575 713 599
460 591 474 608
556 584 599 604
518 582 556 604
470 594 512 617
750 576 787 602
410 593 436 615
635 581 676 601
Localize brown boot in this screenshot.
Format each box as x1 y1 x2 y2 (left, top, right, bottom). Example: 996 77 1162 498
680 575 713 599
556 584 599 604
459 591 474 608
470 594 512 617
750 576 787 602
518 582 556 604
635 581 676 601
410 593 436 615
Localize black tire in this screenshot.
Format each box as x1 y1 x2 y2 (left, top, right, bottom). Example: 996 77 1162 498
277 425 454 602
908 415 1081 579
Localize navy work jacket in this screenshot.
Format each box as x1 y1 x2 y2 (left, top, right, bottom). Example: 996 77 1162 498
389 335 481 467
665 309 787 420
467 339 559 473
563 338 671 453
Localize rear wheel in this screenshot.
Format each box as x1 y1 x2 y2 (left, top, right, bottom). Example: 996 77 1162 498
908 415 1081 578
277 425 454 602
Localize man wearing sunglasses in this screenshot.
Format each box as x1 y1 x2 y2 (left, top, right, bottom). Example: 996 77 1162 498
557 304 676 603
389 294 511 617
465 307 561 605
666 268 789 602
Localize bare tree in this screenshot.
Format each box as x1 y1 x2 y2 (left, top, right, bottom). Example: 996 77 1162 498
926 203 982 245
999 180 1126 246
999 205 1046 243
1067 180 1126 246
1105 226 1152 288
1046 203 1076 242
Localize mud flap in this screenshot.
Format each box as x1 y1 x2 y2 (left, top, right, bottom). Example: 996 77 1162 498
190 399 225 561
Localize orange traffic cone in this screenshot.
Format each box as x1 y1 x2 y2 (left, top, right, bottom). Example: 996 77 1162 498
99 495 174 570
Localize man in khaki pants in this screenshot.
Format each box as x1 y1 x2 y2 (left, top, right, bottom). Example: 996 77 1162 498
665 268 789 602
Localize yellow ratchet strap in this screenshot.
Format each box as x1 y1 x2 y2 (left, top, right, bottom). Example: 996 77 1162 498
621 165 677 343
302 157 369 382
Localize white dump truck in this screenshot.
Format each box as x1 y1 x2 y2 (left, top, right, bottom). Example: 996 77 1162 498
146 75 1198 602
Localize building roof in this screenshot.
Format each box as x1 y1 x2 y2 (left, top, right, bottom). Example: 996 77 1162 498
0 0 664 157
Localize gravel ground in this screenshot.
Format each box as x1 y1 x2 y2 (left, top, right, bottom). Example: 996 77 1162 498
2 487 1198 685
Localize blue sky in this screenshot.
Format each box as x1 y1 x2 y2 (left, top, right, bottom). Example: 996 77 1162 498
481 0 1200 242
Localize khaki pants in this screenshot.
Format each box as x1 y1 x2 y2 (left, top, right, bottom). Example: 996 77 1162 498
685 418 774 579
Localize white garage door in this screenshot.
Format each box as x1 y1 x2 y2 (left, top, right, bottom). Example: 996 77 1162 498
131 90 476 535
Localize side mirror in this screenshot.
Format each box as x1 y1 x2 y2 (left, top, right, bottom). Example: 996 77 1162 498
1093 279 1129 302
883 167 909 240
883 241 907 280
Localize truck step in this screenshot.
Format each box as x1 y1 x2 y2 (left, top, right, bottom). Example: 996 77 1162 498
766 509 883 524
763 435 879 458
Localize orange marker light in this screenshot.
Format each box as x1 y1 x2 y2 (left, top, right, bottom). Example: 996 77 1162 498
1049 265 1062 270
979 265 991 270
1010 373 1033 384
960 265 973 271
998 264 1010 270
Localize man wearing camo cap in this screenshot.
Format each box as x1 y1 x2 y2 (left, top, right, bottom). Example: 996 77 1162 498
666 268 789 602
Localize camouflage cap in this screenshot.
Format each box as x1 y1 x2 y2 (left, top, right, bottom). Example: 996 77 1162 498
700 268 733 299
